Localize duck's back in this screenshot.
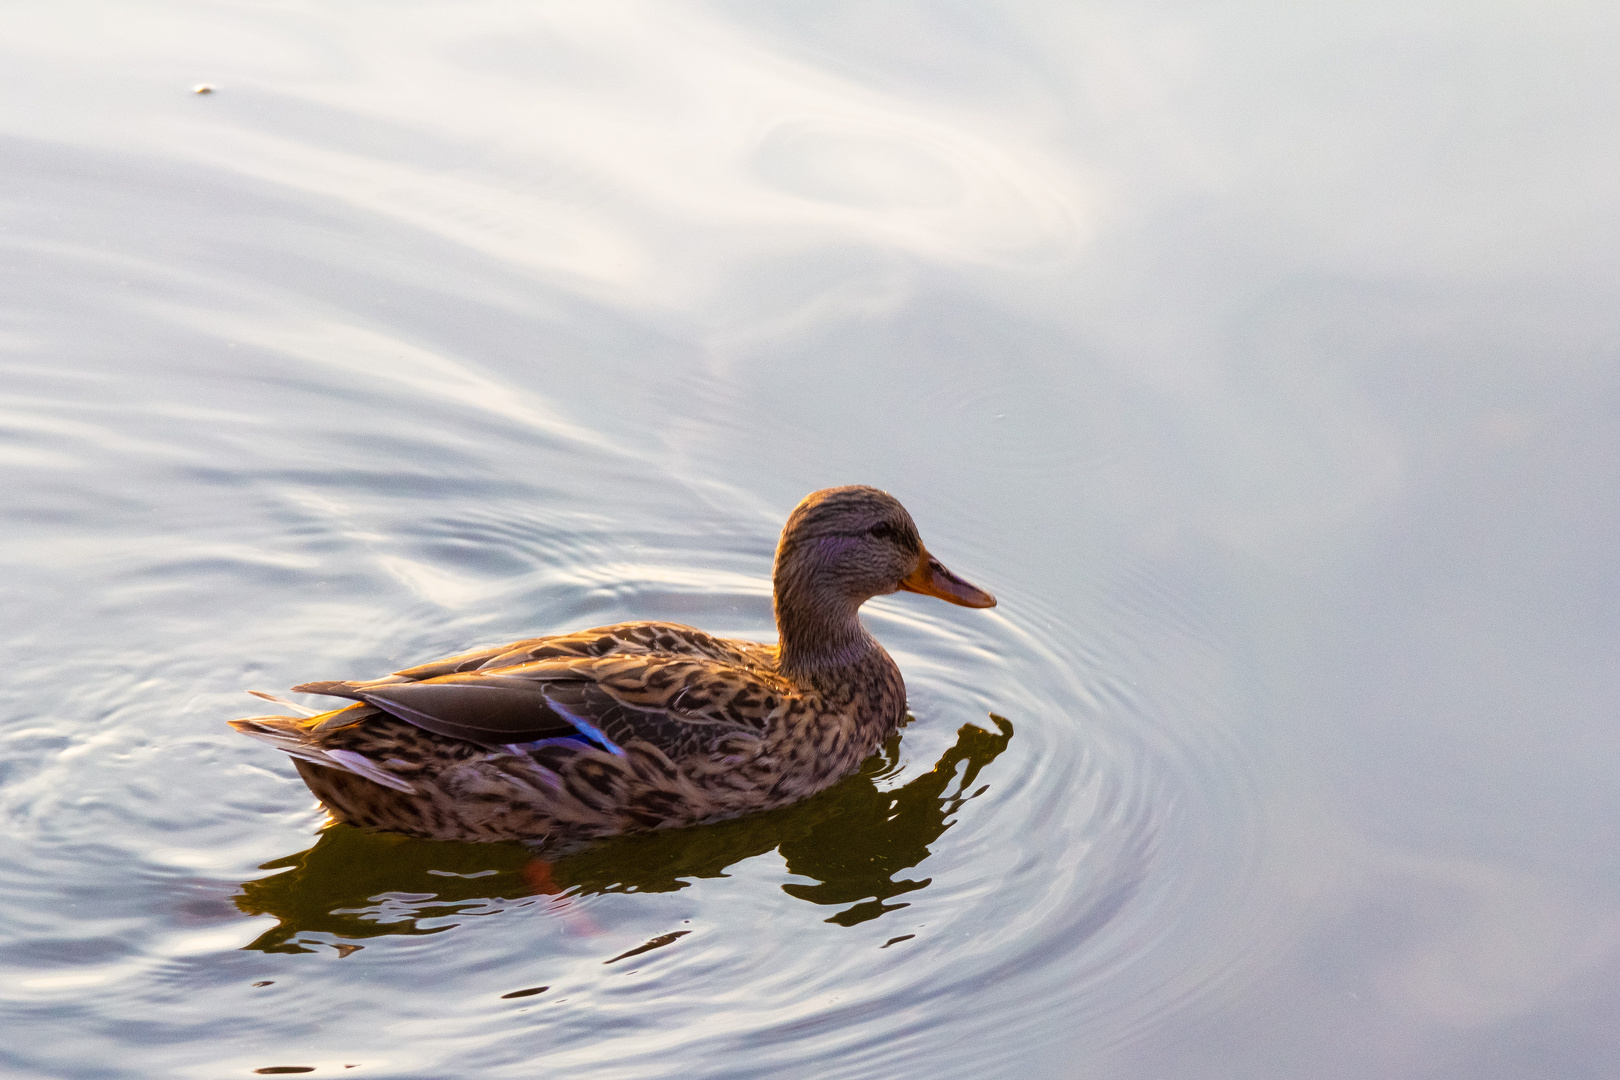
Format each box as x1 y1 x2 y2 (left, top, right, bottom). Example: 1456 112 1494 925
388 621 781 681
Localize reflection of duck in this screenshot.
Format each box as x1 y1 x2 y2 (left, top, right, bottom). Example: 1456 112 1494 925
237 715 1014 951
230 486 995 845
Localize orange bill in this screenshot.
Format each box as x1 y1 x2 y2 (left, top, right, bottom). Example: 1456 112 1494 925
898 548 997 608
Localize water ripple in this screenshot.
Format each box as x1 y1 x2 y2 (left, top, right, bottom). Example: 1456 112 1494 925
0 9 1273 1076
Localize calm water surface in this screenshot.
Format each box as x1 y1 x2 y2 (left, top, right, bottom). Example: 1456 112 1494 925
4 2 1619 1077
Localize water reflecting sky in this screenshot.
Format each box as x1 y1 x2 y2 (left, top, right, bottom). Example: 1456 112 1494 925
2 2 1618 1077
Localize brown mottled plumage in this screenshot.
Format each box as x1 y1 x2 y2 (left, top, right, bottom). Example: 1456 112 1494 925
229 486 996 845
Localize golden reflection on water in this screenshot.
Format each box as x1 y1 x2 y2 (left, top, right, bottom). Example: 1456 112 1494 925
237 716 1013 953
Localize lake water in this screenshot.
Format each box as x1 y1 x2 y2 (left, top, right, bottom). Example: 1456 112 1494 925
4 2 1619 1077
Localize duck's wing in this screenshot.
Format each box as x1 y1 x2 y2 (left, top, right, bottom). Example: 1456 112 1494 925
299 654 792 762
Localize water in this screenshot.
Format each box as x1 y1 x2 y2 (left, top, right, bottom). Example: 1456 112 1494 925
3 2 1618 1077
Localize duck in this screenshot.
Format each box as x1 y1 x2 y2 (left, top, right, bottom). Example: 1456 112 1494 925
229 485 996 845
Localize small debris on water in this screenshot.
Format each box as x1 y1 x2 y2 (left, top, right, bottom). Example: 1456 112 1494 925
500 985 549 999
604 930 689 964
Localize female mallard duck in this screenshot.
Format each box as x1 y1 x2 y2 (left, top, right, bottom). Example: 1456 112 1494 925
230 485 995 845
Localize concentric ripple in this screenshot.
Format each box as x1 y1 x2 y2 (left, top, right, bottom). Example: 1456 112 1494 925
3 418 1271 1077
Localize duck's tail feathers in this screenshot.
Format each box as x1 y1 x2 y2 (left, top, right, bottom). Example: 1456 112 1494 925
232 698 372 736
246 690 317 716
228 714 419 795
290 676 410 700
228 714 329 759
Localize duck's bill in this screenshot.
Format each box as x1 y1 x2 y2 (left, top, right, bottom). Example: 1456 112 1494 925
899 550 997 608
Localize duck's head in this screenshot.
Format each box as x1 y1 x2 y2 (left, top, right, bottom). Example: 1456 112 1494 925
773 485 994 670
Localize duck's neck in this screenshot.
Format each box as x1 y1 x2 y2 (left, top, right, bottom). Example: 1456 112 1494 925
773 569 878 680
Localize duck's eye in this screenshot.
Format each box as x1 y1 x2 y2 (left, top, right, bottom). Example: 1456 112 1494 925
868 522 895 540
